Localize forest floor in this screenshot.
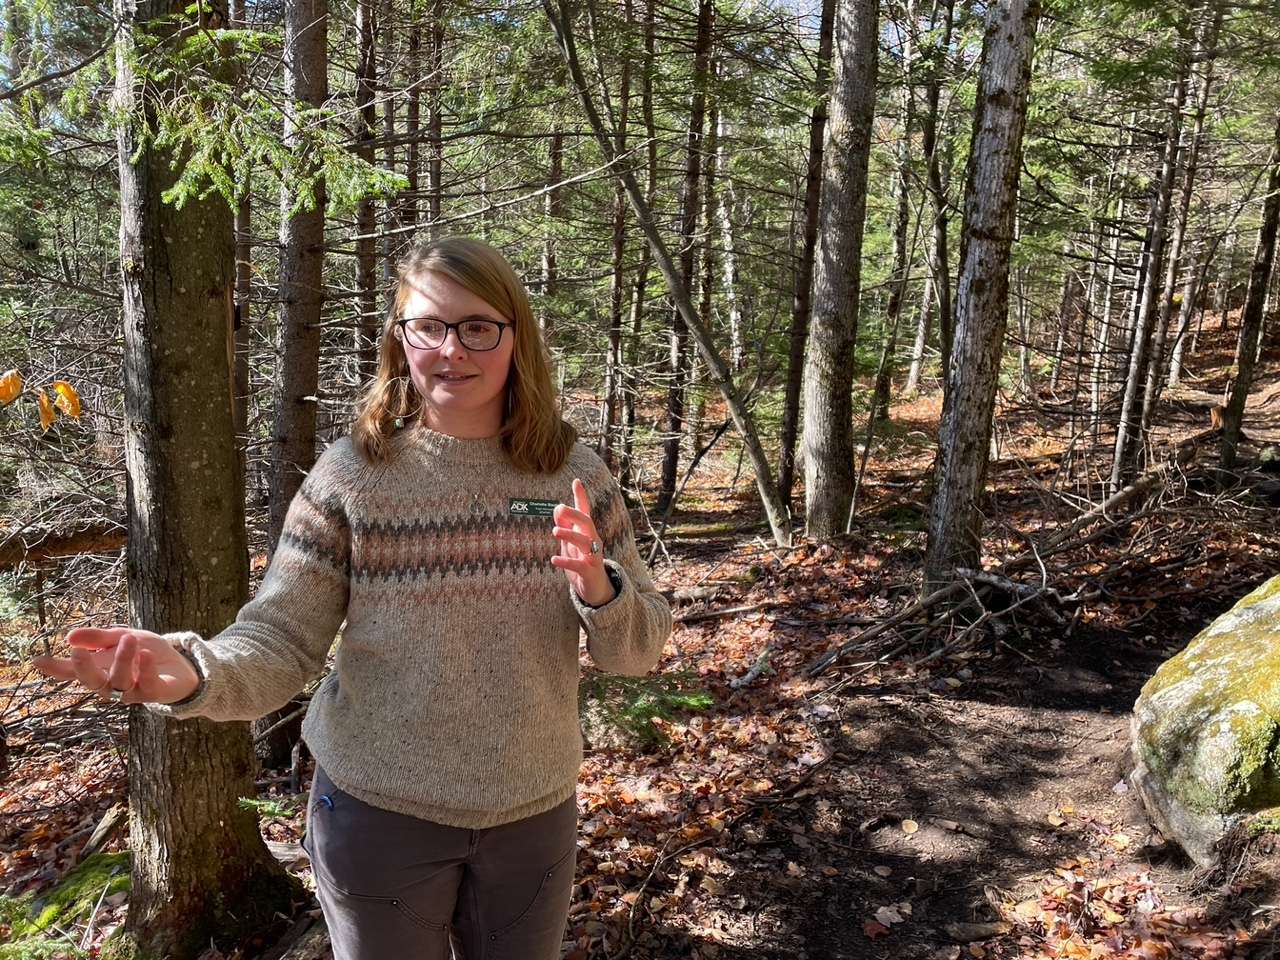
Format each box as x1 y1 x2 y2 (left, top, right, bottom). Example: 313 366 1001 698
3 326 1280 959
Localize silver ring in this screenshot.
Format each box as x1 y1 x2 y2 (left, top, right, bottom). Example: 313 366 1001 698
590 540 600 555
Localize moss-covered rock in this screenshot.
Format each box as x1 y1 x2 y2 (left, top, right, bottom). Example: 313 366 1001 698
1131 575 1280 866
0 851 128 958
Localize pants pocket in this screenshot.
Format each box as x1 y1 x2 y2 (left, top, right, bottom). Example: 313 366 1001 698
305 763 462 935
486 844 577 960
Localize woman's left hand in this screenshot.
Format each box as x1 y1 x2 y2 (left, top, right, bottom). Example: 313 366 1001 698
551 478 617 607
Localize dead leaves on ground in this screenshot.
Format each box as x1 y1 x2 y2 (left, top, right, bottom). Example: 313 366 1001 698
943 859 1247 959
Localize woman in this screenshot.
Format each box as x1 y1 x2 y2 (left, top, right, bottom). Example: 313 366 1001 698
31 236 673 960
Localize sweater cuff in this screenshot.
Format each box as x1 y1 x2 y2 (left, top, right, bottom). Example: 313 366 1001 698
143 631 213 720
571 559 630 625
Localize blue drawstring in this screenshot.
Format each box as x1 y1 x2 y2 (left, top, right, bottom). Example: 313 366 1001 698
317 794 334 809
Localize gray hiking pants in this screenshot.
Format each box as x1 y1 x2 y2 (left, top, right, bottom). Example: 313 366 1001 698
301 762 577 960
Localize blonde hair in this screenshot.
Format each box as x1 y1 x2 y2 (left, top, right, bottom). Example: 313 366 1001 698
352 236 577 472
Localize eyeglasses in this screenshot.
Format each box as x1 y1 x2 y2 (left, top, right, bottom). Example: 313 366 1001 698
396 317 512 352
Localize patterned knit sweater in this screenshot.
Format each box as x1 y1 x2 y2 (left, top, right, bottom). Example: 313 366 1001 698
144 424 673 828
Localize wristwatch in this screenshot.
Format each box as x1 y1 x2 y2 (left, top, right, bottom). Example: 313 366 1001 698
582 564 623 608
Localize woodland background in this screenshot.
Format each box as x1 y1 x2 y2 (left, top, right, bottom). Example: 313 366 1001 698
1 0 1279 956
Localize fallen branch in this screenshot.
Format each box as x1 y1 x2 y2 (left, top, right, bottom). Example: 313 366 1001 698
804 580 970 677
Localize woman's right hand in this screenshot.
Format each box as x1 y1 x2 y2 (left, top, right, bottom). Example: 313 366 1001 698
30 627 201 705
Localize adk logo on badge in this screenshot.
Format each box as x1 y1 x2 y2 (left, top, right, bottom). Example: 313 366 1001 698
509 498 559 517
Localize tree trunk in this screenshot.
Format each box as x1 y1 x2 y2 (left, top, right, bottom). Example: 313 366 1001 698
904 272 934 393
355 0 379 380
1110 60 1190 494
657 0 714 515
545 0 792 546
1221 112 1280 470
232 0 251 491
261 0 328 768
779 0 837 511
716 107 745 373
541 130 564 338
921 0 955 387
114 3 296 955
619 0 658 496
1146 6 1223 427
427 0 445 238
875 5 917 421
801 0 879 539
601 0 633 468
923 0 1041 589
1091 124 1133 435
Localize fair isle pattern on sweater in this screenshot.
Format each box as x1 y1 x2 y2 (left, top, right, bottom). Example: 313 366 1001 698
145 425 673 829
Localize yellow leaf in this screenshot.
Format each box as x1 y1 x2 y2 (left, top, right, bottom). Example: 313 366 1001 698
0 369 21 405
37 388 55 432
51 380 81 418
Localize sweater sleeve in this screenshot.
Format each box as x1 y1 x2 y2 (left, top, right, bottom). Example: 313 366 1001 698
144 440 355 722
569 453 673 676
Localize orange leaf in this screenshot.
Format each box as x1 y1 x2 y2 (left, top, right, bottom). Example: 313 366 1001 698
0 369 21 405
37 388 55 432
51 380 81 418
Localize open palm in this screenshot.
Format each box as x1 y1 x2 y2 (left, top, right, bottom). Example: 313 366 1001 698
31 627 200 705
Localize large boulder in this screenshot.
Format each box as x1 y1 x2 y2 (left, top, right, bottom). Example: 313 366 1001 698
1131 575 1280 867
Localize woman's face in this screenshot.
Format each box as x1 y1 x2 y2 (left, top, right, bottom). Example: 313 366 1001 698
394 270 517 437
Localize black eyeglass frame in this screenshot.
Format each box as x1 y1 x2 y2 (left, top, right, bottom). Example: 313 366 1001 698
395 317 514 352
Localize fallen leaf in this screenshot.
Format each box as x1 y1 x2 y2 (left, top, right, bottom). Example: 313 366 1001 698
902 819 919 835
875 905 904 925
863 920 891 939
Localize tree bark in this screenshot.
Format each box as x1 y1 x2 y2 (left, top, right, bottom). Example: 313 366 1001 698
1221 112 1280 470
921 0 955 387
657 0 714 516
801 0 879 540
114 2 296 954
619 0 658 496
541 129 564 338
601 0 633 468
1141 7 1220 429
355 0 379 380
904 272 934 393
876 6 918 421
778 0 837 511
261 0 328 768
1109 60 1190 494
427 0 445 238
924 0 1041 589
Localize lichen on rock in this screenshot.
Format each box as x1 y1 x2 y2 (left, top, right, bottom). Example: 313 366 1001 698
1131 574 1280 867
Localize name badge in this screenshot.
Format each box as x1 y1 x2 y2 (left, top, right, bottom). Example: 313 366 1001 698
509 498 559 517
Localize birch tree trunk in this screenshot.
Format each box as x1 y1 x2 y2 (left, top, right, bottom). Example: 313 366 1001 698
924 0 1041 589
801 0 879 539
